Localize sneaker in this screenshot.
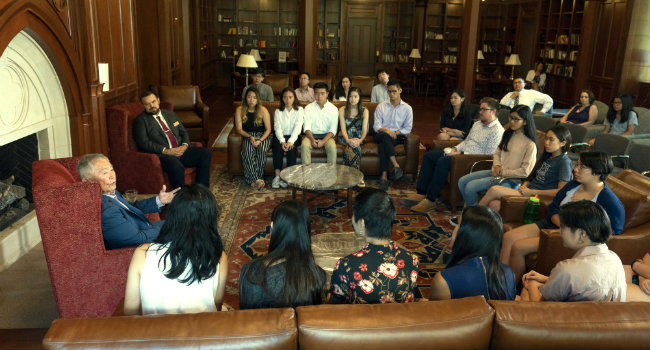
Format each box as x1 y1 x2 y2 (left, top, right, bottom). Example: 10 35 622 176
358 178 366 187
411 198 436 212
449 216 459 226
389 167 404 181
279 179 288 188
379 179 389 191
256 179 265 191
272 176 281 189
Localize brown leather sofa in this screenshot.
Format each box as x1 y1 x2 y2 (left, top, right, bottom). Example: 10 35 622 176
227 101 421 179
42 296 650 349
500 169 650 275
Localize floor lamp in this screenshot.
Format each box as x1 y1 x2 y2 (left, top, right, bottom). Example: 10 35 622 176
505 54 521 80
236 54 258 86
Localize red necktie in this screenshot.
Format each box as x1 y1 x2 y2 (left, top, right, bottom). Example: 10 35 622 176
156 115 178 148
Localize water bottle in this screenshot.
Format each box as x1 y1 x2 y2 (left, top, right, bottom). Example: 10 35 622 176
523 195 540 224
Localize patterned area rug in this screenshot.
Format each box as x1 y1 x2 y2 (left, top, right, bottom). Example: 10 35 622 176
210 166 457 308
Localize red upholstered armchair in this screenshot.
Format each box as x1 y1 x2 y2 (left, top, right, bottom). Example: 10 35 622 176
32 157 160 318
105 102 198 194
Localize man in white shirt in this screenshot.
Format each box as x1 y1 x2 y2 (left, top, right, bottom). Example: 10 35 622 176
294 72 315 102
371 69 390 103
301 82 338 165
373 80 413 190
500 77 553 114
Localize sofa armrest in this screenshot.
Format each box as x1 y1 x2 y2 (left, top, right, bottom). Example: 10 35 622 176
582 124 606 141
430 139 462 151
113 152 166 194
534 228 576 275
227 129 244 176
403 134 421 176
449 154 492 185
500 195 529 223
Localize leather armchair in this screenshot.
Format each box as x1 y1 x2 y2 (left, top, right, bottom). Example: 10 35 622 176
263 74 291 99
32 157 159 318
105 102 198 194
557 100 608 143
158 85 209 145
430 140 493 213
350 75 375 101
501 169 650 275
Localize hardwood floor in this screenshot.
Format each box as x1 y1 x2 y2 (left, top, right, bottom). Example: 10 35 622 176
0 88 444 349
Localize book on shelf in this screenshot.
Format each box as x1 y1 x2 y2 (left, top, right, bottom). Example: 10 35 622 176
570 33 580 45
278 51 287 63
569 50 578 61
227 27 237 35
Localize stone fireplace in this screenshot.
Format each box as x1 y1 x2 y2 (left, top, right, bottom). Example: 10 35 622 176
0 30 72 270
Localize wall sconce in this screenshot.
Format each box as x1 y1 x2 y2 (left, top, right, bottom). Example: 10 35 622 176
98 62 109 92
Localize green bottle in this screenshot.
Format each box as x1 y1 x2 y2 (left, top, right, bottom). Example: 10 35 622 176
523 195 540 224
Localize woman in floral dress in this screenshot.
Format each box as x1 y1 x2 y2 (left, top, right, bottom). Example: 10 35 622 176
338 87 368 186
329 188 419 304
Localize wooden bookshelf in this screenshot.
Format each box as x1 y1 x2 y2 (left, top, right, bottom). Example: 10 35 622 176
478 2 517 71
317 0 341 76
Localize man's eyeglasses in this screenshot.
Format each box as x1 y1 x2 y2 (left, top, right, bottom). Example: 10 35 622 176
479 108 494 112
388 89 399 93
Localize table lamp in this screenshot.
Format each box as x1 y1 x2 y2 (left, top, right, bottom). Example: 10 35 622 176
505 54 521 80
250 49 262 62
476 50 484 73
236 54 258 86
409 48 421 72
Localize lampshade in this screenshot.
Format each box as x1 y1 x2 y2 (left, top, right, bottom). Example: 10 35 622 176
477 50 484 60
249 49 262 61
236 54 258 68
505 54 522 66
409 48 421 59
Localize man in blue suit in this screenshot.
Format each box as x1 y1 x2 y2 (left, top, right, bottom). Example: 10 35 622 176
78 154 179 250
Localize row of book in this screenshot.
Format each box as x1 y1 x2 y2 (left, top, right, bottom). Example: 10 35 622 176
540 48 578 61
225 26 297 36
219 38 297 48
316 40 338 49
382 54 409 63
544 63 575 77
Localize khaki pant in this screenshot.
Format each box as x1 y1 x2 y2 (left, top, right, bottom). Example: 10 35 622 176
301 137 337 165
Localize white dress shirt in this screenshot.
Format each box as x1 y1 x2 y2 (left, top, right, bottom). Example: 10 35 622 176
500 89 553 113
303 101 338 136
274 106 304 144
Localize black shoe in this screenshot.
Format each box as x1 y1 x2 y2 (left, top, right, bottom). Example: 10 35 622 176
379 179 389 191
389 167 404 181
449 216 459 226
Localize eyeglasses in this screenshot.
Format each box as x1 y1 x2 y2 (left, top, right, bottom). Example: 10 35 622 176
479 108 494 112
388 89 399 93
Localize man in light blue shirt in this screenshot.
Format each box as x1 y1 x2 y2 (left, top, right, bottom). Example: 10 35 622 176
371 69 390 103
373 79 413 190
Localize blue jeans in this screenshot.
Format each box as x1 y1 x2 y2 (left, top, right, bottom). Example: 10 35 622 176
458 170 520 206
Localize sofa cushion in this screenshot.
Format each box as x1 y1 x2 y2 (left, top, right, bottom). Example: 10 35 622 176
606 176 650 230
296 296 493 350
489 300 650 350
43 308 298 350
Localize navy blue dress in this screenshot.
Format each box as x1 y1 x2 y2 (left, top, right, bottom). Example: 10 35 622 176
440 256 516 300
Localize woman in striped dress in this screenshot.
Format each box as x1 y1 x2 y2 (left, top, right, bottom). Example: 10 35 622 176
235 87 272 189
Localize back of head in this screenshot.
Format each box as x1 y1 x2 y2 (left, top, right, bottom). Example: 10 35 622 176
268 200 311 255
579 151 613 181
156 184 223 284
78 153 108 180
353 188 395 239
448 206 509 300
559 200 612 243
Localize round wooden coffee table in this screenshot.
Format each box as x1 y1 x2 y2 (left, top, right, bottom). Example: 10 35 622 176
280 163 363 217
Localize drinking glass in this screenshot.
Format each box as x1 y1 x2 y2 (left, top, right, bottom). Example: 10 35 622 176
124 189 138 203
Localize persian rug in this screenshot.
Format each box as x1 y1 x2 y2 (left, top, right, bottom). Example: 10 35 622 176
210 166 458 308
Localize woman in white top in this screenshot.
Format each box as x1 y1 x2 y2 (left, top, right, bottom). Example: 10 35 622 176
519 200 626 302
124 184 228 315
525 62 546 91
271 88 304 188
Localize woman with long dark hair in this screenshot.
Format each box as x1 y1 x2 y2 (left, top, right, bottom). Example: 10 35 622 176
429 206 516 300
124 184 228 315
438 89 474 140
334 75 352 101
559 89 598 125
338 87 369 185
235 87 272 189
239 200 326 309
479 125 573 212
502 152 625 283
456 105 538 211
588 93 638 146
271 88 304 188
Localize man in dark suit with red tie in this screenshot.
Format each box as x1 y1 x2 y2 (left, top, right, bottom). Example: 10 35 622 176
78 153 179 249
133 91 212 189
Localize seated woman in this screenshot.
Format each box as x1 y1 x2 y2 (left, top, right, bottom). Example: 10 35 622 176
479 125 573 212
457 105 538 209
588 93 638 145
438 89 474 141
338 87 369 186
333 75 351 101
239 200 326 309
626 252 650 301
124 184 228 315
271 88 304 189
519 200 626 302
236 87 272 189
525 62 546 91
559 89 598 125
501 151 625 283
330 188 419 304
429 206 516 301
